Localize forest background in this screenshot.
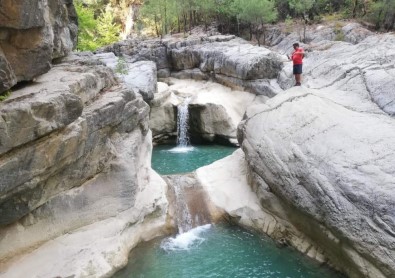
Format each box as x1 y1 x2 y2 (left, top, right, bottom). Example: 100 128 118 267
75 0 395 51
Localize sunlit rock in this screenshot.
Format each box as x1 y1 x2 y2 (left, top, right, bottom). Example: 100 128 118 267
238 86 395 277
0 53 170 277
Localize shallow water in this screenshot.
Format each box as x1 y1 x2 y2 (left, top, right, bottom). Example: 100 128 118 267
113 224 343 278
151 144 237 175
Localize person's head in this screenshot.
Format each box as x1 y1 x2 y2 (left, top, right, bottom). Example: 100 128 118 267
293 43 299 49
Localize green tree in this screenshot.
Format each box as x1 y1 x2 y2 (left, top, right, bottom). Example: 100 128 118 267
233 0 278 45
75 2 100 51
75 1 122 50
289 0 315 41
369 0 395 30
196 0 217 31
97 7 122 45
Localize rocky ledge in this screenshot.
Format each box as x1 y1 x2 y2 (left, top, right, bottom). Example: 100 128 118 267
100 34 284 97
0 0 77 93
0 53 170 277
237 86 395 278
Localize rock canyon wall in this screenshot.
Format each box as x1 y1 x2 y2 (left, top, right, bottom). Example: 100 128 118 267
0 6 394 277
0 0 77 93
0 2 173 275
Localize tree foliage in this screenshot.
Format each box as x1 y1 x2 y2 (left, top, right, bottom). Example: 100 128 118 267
369 0 395 30
75 0 122 51
74 0 395 49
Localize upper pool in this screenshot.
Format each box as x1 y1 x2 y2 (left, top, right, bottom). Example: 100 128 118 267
152 144 237 175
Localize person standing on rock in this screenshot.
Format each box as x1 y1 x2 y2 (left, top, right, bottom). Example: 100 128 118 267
288 43 304 86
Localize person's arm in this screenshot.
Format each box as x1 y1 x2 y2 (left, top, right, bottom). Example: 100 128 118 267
299 49 305 58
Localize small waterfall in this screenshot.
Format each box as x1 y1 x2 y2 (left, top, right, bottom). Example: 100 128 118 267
176 97 192 148
173 176 193 234
166 175 212 234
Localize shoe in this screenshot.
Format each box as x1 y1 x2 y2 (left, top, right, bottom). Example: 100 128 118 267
295 82 301 86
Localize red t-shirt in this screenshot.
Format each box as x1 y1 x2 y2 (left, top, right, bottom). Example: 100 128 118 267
291 48 304 65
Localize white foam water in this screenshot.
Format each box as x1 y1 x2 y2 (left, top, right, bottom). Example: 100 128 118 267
167 146 195 153
160 224 212 252
176 97 192 147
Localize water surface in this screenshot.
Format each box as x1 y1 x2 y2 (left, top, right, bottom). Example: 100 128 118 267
113 224 343 278
152 144 237 175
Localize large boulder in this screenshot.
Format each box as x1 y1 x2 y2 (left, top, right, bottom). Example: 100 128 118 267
0 53 170 277
149 82 179 144
0 0 77 93
267 22 373 54
285 34 395 116
238 86 395 278
95 52 158 102
195 149 327 262
275 30 395 117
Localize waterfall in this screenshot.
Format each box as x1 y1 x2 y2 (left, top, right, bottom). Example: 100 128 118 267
168 97 193 153
176 97 192 148
173 176 193 234
166 175 212 234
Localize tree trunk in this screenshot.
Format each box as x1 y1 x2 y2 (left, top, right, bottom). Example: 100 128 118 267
184 13 187 34
262 26 266 45
189 11 192 34
353 0 358 18
257 29 261 46
237 17 240 36
154 15 159 37
303 18 307 43
164 4 168 34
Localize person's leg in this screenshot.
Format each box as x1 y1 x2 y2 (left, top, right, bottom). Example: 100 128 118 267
295 64 302 85
295 74 301 84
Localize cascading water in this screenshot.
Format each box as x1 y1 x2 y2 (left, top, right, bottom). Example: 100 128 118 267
172 176 194 234
177 97 191 147
170 97 194 153
166 175 211 234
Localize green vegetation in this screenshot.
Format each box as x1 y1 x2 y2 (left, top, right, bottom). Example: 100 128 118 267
0 90 11 102
115 57 128 75
75 1 122 51
369 0 395 31
74 0 395 49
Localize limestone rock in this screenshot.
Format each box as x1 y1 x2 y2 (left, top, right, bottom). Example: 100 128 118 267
149 82 179 144
0 53 117 156
0 49 16 92
342 23 373 44
95 53 158 102
100 35 284 97
0 53 170 278
268 22 373 54
238 86 395 278
123 61 157 102
288 34 395 116
195 149 326 261
0 0 46 29
150 78 256 145
0 168 169 278
169 38 283 96
0 0 77 93
100 39 170 71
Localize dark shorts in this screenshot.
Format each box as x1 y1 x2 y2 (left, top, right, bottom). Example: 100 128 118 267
293 64 303 74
